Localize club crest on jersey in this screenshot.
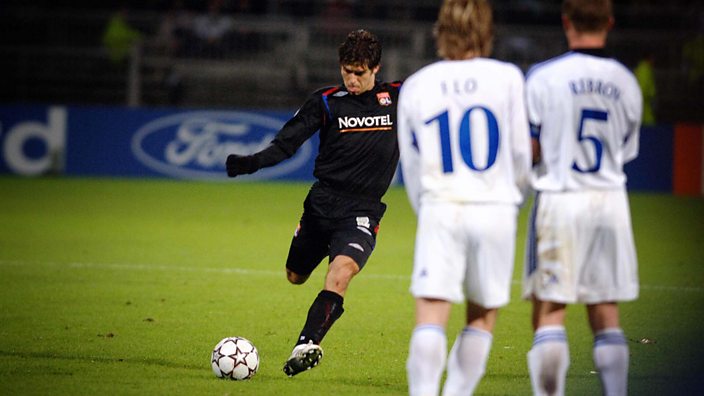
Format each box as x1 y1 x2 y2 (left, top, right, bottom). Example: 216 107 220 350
356 216 370 228
376 92 392 106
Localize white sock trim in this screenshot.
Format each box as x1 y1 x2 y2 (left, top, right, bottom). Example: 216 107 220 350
533 325 567 347
594 328 627 347
413 324 445 336
461 326 493 340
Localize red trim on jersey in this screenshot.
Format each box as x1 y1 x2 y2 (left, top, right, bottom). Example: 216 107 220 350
322 87 340 97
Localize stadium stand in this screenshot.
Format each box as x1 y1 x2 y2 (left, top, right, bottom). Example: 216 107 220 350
1 0 702 122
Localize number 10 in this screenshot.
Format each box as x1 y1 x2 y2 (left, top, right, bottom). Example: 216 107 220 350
425 107 500 173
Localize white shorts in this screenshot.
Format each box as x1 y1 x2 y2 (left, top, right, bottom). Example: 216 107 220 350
523 189 639 304
410 201 518 308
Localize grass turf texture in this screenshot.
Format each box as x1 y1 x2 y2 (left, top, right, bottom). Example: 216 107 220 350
0 176 702 395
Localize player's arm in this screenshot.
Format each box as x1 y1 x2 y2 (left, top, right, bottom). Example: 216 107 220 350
226 93 323 177
509 67 533 197
622 76 643 164
397 86 422 214
525 75 544 166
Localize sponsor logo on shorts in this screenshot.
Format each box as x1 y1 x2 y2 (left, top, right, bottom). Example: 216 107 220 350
540 270 559 287
348 243 364 252
357 226 372 236
356 216 370 228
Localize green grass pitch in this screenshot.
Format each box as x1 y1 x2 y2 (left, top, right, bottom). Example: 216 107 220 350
0 176 702 395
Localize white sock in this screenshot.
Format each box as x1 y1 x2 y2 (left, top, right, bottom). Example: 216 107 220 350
407 324 447 396
442 326 493 396
527 326 569 396
593 328 629 396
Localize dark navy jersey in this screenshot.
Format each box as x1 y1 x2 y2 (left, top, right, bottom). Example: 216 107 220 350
256 81 402 203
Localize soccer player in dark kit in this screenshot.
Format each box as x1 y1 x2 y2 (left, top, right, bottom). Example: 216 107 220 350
225 29 401 377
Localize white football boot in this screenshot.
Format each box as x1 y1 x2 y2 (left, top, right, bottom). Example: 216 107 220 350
283 341 323 377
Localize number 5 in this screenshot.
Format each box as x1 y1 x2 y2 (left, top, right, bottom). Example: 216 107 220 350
572 109 607 173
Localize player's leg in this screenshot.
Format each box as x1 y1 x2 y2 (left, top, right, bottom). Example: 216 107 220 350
442 303 496 396
303 214 379 339
528 299 569 396
407 298 451 396
282 215 331 376
580 190 635 395
284 216 375 376
523 193 573 395
284 215 328 285
282 284 344 377
324 254 360 296
407 203 463 396
443 202 516 395
587 302 629 396
296 215 376 344
294 254 358 348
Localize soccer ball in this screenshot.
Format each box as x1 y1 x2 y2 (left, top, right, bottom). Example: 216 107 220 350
211 336 259 380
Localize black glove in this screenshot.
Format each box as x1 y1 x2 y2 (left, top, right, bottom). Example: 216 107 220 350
226 154 259 177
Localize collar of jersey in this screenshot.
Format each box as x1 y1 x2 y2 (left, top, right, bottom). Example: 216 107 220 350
571 48 608 58
321 82 382 118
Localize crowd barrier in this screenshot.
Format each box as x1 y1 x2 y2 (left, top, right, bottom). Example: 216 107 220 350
1 104 701 195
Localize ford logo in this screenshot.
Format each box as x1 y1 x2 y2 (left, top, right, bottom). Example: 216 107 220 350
131 111 313 180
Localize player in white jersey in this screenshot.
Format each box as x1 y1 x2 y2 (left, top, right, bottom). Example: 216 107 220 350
399 1 531 394
523 1 642 395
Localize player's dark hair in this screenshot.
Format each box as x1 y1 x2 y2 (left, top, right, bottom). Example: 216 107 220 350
434 0 493 60
562 0 612 33
338 29 382 69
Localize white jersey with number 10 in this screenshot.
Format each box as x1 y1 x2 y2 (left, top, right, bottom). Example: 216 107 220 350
398 58 531 213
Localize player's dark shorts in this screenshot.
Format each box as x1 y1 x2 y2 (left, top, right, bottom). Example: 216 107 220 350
285 183 384 276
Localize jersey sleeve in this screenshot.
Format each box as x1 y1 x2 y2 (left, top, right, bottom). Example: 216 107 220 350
525 73 545 138
255 91 324 168
622 75 643 164
397 82 422 214
509 67 532 200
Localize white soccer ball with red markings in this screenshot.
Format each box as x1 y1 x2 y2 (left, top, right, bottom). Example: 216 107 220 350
211 336 259 380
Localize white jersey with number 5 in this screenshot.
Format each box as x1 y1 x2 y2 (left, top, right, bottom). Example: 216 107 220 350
526 50 642 191
523 49 642 304
398 58 531 212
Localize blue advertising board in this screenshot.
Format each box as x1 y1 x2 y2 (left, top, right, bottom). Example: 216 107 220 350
624 126 673 192
0 104 674 192
0 105 317 181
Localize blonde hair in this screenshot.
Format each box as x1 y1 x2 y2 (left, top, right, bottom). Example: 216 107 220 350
434 0 493 60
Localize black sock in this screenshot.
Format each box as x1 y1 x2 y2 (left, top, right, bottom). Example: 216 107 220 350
296 290 344 346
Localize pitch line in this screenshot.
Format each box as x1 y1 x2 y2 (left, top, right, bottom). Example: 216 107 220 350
0 259 702 293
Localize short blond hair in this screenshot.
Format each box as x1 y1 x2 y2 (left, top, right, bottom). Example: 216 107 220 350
434 0 493 60
562 0 612 33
